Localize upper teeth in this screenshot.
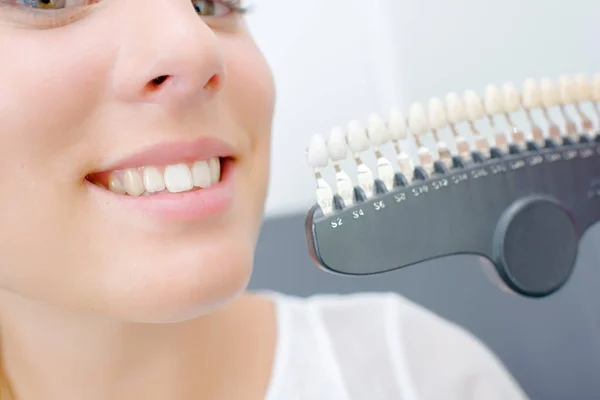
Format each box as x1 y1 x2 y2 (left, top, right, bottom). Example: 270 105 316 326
164 164 194 193
106 157 221 196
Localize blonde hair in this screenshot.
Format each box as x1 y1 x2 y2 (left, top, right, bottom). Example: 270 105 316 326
0 349 14 400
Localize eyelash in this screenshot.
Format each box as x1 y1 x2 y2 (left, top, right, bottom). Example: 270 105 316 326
0 0 250 29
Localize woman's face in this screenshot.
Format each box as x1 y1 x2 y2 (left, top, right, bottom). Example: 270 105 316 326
0 0 275 322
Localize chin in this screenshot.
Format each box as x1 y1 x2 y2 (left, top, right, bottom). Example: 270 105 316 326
0 214 260 325
98 235 256 324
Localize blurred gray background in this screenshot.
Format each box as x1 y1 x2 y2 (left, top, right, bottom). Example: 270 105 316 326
245 1 600 398
249 216 600 399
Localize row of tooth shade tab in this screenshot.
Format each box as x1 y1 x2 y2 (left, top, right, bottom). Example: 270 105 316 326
306 74 600 215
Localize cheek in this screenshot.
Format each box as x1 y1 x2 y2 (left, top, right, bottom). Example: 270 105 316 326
0 30 110 170
225 38 276 144
224 38 275 189
217 37 275 222
0 31 111 292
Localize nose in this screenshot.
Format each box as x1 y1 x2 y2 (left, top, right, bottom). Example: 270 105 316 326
110 0 226 110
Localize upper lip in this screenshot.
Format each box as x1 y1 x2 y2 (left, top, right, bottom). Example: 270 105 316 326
93 137 237 173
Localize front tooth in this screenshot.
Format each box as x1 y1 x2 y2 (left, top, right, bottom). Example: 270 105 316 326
164 164 194 193
143 166 166 193
108 174 126 194
192 160 211 188
123 169 145 196
209 157 220 184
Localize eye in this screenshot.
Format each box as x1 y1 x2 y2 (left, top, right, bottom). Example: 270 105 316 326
192 0 238 17
16 0 68 9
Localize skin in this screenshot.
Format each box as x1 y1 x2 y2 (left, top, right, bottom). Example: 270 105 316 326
0 0 277 398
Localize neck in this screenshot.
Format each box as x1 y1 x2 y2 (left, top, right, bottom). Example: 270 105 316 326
0 290 276 400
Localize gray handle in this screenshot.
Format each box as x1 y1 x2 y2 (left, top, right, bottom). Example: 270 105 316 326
306 135 600 298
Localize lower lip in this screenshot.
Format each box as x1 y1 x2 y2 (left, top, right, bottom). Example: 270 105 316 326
87 159 235 221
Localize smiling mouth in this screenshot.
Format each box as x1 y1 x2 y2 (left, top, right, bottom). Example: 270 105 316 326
86 156 228 197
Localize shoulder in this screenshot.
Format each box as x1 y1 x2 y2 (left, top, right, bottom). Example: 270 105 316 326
268 291 528 399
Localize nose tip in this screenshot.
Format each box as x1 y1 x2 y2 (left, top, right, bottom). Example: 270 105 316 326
110 4 227 110
112 50 226 109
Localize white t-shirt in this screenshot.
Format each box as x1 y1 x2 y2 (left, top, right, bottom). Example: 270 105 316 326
262 292 529 400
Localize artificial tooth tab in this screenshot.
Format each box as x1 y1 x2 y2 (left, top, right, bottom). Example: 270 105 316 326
356 163 374 198
446 92 468 124
164 164 194 193
388 108 408 141
315 176 334 215
593 73 600 101
574 74 592 102
474 136 491 158
464 90 484 121
494 133 509 153
408 103 430 135
548 125 561 142
522 79 542 109
558 75 576 105
328 127 348 161
377 158 396 191
336 172 355 207
565 121 578 137
367 114 391 147
437 142 453 169
307 134 330 168
502 83 521 113
484 85 504 115
512 130 527 149
397 152 414 182
455 137 471 161
347 120 371 153
531 127 545 147
428 97 448 130
417 147 435 175
541 79 560 108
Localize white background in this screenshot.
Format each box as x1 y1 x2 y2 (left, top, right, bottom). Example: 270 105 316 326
246 0 600 217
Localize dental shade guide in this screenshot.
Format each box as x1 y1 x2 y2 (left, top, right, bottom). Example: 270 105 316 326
305 74 600 298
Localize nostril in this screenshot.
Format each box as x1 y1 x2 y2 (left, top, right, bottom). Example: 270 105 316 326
142 73 222 96
152 75 169 85
144 75 171 94
204 74 221 93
